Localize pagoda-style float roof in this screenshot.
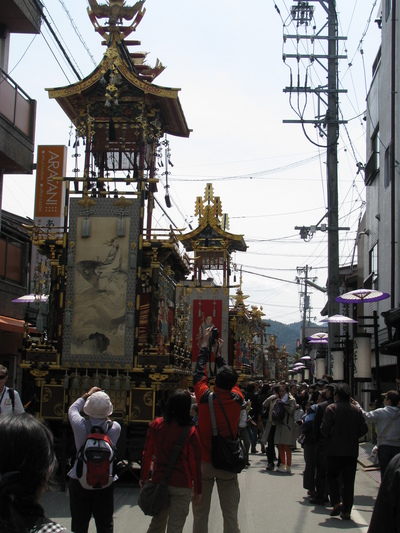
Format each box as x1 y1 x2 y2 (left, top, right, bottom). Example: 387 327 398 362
178 184 247 254
46 0 190 143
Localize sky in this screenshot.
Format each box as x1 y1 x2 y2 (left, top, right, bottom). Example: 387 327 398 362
3 0 382 329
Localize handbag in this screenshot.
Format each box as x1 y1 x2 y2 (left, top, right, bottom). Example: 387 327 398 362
208 393 246 474
138 425 191 516
138 480 169 517
370 445 379 465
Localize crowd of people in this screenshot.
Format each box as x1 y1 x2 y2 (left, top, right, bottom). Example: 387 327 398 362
241 375 400 527
2 341 400 532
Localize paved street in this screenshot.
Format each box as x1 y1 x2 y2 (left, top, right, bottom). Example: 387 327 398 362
43 444 380 533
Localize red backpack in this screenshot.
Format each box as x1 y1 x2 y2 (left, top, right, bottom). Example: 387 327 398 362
76 422 116 490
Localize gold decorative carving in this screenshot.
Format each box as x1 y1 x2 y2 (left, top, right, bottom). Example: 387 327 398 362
42 386 53 402
143 391 153 406
113 196 133 209
149 373 169 382
131 404 141 419
30 370 49 379
77 197 97 209
54 403 64 417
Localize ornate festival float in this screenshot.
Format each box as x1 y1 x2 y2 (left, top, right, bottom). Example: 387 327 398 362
19 0 271 474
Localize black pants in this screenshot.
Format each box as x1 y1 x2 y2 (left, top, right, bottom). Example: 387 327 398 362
377 444 400 479
326 456 357 514
267 425 277 465
303 442 317 492
315 439 328 499
69 478 114 533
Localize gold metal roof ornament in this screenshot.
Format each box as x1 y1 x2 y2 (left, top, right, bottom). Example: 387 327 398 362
88 0 146 39
179 184 247 286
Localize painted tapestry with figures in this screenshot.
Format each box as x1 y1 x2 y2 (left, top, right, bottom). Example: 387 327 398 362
63 198 140 366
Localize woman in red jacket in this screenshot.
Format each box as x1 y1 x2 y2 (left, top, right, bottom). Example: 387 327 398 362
140 389 202 533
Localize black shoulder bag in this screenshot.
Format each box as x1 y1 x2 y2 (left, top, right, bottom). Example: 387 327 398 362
208 392 246 474
138 425 191 516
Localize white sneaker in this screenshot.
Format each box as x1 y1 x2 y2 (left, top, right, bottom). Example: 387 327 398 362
286 465 291 474
276 465 287 473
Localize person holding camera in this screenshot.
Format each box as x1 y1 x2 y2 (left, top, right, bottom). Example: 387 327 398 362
192 326 243 533
68 387 121 533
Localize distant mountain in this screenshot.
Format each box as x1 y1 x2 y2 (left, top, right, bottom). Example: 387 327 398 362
264 320 302 354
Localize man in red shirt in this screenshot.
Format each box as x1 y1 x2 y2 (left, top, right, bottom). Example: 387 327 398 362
192 327 243 533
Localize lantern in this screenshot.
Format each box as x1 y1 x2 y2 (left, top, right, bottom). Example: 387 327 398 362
353 333 372 380
331 350 344 381
315 357 326 380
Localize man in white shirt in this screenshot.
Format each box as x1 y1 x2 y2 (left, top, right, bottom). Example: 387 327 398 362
0 365 25 416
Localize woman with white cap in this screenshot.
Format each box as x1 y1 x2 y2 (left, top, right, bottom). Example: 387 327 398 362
68 386 121 533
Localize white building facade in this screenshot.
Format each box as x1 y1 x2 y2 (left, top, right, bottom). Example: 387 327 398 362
359 0 400 380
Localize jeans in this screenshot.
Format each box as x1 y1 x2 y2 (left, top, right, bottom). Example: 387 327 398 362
192 462 240 533
248 424 256 451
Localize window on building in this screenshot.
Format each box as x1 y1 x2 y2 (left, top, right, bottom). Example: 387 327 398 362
384 143 392 189
365 127 380 185
369 244 378 290
0 237 25 285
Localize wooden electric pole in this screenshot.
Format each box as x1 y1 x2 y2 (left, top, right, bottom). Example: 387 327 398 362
283 0 346 372
326 0 340 371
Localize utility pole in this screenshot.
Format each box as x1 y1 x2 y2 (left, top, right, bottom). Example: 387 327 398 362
284 0 346 372
296 265 312 357
326 0 340 371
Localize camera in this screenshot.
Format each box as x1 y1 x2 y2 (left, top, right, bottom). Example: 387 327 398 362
210 327 219 344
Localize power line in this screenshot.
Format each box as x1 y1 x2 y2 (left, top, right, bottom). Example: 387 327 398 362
241 269 299 286
171 154 322 182
40 4 82 80
43 4 84 79
57 0 97 68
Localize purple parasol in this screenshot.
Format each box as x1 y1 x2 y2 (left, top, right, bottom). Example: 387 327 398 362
308 332 328 340
320 314 358 324
308 338 328 344
335 289 390 304
12 294 49 303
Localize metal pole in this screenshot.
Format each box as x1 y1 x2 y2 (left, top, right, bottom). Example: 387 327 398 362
326 0 340 372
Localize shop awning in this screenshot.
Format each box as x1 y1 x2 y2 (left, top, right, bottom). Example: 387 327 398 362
0 315 29 334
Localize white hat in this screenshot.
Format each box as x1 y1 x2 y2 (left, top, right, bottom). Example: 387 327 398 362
83 391 113 419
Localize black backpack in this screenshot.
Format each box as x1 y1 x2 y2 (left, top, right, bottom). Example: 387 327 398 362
272 400 286 423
